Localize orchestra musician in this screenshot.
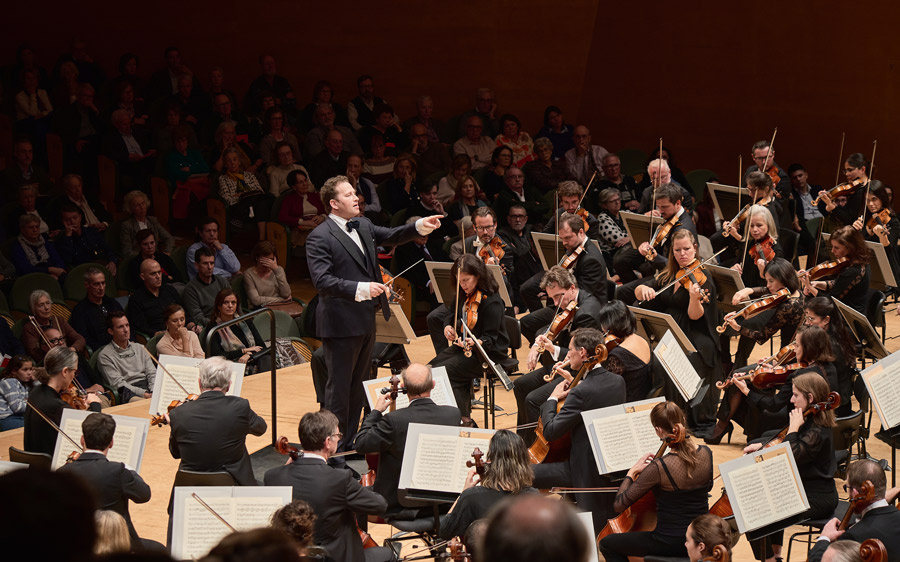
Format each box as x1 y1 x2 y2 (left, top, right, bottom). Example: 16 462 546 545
598 301 652 401
306 174 440 459
744 139 793 229
803 297 857 416
711 172 782 265
513 266 602 444
818 153 870 229
541 180 601 240
743 372 838 562
439 429 536 540
633 229 720 431
519 212 608 340
23 346 102 455
807 460 900 562
429 253 509 427
532 327 626 530
852 182 900 289
685 513 733 562
598 402 713 562
799 225 870 315
353 363 461 517
728 206 783 289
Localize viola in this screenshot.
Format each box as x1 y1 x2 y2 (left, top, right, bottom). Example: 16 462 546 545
597 424 687 542
645 215 679 261
749 236 776 263
538 300 579 354
676 259 710 303
460 290 483 358
558 244 585 269
866 209 892 244
716 361 807 391
478 236 507 273
812 177 866 206
716 288 790 333
838 479 876 531
150 394 200 427
60 383 88 410
379 265 404 303
466 447 488 478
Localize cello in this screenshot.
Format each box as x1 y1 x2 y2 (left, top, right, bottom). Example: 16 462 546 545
595 424 686 542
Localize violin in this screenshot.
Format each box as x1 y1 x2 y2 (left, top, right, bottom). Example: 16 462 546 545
538 300 579 354
466 447 488 478
558 244 585 269
716 361 807 391
575 207 591 233
645 215 679 261
723 196 772 239
838 479 875 531
379 265 404 303
675 259 710 303
60 383 89 410
866 209 892 243
765 167 784 199
749 236 776 263
798 257 850 293
478 236 507 273
716 288 790 333
447 537 472 562
150 394 200 427
597 424 687 541
460 290 483 358
812 177 866 206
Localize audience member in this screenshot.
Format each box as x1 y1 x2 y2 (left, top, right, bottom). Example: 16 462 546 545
156 103 200 155
186 217 241 279
0 356 36 431
244 54 296 115
70 267 124 351
55 39 106 88
409 122 452 181
12 211 65 279
595 188 630 272
493 166 550 224
522 136 575 194
447 174 487 227
636 158 695 213
211 121 263 176
298 79 350 133
0 139 53 200
362 133 396 184
15 69 54 161
104 108 156 189
348 74 396 131
637 145 693 197
309 129 351 188
5 183 52 239
347 154 384 222
149 46 197 101
495 113 535 167
218 146 274 241
358 103 408 157
56 204 118 274
535 105 575 160
564 125 608 186
108 78 149 130
120 190 176 259
165 125 211 219
267 142 305 196
385 154 421 213
38 327 108 406
482 145 514 200
97 311 156 402
498 203 542 311
126 229 184 288
453 115 494 170
403 95 448 144
53 82 103 183
244 241 292 308
183 247 231 330
202 92 245 148
278 169 327 252
156 304 204 358
207 289 271 372
127 259 183 337
207 66 239 110
591 153 641 213
53 61 80 108
247 91 277 146
258 107 301 167
437 154 472 205
48 173 111 231
455 87 500 139
305 103 362 157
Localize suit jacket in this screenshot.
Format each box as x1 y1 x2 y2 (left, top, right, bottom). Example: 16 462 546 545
168 391 267 485
542 289 603 359
540 366 626 487
543 207 601 240
808 505 900 562
306 216 421 338
47 194 113 231
493 185 550 225
648 209 697 271
571 240 608 303
119 216 176 259
353 398 461 513
58 452 151 545
264 457 388 562
308 150 350 189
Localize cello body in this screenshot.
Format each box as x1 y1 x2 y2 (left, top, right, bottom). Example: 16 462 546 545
527 405 572 464
595 491 658 541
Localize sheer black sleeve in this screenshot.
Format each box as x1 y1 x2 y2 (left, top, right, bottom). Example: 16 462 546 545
739 298 804 344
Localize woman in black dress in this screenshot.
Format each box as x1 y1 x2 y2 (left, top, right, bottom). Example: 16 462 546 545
430 254 509 426
634 229 721 430
730 205 784 290
800 225 870 314
852 182 900 293
803 297 857 416
712 171 783 264
744 371 838 562
598 401 714 562
598 301 651 402
207 288 270 374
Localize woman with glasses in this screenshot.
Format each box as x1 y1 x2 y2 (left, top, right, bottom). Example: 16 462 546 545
22 289 85 364
596 188 630 277
522 137 574 195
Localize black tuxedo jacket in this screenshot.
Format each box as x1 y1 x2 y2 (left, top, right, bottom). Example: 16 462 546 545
168 391 267 486
649 209 697 270
58 452 151 544
808 505 900 562
540 366 626 487
353 398 461 513
264 457 388 562
307 216 420 338
571 240 608 303
543 289 603 359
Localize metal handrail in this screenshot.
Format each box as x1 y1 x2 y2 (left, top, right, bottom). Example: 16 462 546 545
205 307 278 446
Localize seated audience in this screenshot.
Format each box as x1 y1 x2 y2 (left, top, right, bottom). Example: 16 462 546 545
447 174 487 227
126 229 184 289
119 190 176 259
211 121 263 176
39 327 109 407
592 153 641 213
54 83 104 185
168 73 210 131
385 153 421 213
535 105 576 160
278 169 326 252
218 146 274 241
347 153 384 223
23 289 85 362
453 115 494 170
299 79 350 133
347 74 396 130
6 183 51 239
637 145 693 196
156 304 204 359
202 92 245 148
522 136 575 194
0 356 36 431
309 129 351 189
244 241 292 308
14 69 53 156
258 107 301 167
495 114 535 167
358 103 407 157
245 54 296 115
454 87 500 139
305 102 362 157
0 139 54 200
183 247 231 330
56 204 118 274
103 109 156 189
482 145 514 201
409 122 451 181
165 125 210 220
127 259 183 337
267 141 305 196
97 311 156 402
186 217 241 279
362 133 396 185
493 166 550 225
12 214 66 279
108 78 150 130
208 288 271 373
403 94 448 144
437 154 472 206
70 267 124 351
156 103 200 156
564 125 608 186
48 173 112 232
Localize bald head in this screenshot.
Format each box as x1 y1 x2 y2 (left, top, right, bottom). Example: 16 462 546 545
401 363 434 398
324 129 344 156
140 259 163 290
480 495 589 562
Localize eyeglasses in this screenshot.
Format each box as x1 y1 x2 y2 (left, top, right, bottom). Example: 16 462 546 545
508 214 527 220
330 432 343 440
48 337 66 345
475 225 496 232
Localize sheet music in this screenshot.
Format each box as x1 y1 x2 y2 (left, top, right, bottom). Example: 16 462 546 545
52 410 148 471
862 358 900 431
591 409 660 473
149 355 244 416
182 496 234 558
363 366 457 410
655 330 702 401
234 496 285 528
403 425 494 494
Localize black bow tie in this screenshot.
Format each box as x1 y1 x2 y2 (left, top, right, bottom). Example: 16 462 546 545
346 219 360 233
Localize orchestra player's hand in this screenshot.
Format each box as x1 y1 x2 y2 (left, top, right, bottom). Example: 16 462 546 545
638 242 651 257
819 518 844 542
142 392 152 399
743 442 763 455
369 282 389 298
374 392 392 413
756 258 766 276
453 337 474 349
443 326 457 342
645 209 661 218
732 377 749 396
688 282 704 301
462 466 481 491
730 263 743 275
885 486 900 503
787 407 804 434
627 452 655 480
85 393 101 406
732 288 754 306
550 380 570 401
421 215 442 231
634 285 657 302
852 217 864 231
85 384 105 394
724 313 740 332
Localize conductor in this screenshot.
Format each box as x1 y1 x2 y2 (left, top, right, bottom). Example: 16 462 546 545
306 175 441 462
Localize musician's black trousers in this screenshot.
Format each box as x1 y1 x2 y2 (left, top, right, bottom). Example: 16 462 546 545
598 531 689 562
613 247 658 284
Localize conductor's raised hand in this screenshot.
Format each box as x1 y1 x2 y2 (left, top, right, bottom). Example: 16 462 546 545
421 215 442 230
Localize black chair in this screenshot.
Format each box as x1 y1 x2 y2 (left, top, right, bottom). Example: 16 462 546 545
380 489 445 560
852 374 872 459
477 315 520 429
172 469 235 487
866 289 886 344
833 410 864 479
7 446 51 470
778 227 800 267
785 502 849 562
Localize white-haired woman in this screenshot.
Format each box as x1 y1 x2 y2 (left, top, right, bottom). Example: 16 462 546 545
119 190 175 259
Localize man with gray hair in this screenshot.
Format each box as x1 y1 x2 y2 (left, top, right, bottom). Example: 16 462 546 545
103 108 156 188
167 356 267 486
564 125 609 186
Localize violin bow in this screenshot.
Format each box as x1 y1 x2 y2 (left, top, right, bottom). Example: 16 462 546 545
28 315 55 350
453 257 462 347
811 132 847 268
143 348 193 397
383 258 424 286
646 138 663 247
575 171 598 212
549 487 619 494
191 492 237 533
554 190 560 266
858 140 878 223
26 399 84 454
740 127 777 272
834 132 846 187
646 248 726 300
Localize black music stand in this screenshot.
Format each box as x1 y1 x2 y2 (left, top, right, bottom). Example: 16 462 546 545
833 298 888 367
707 264 746 315
707 182 750 224
620 211 653 250
875 427 900 488
425 261 511 307
530 232 604 271
459 320 514 428
627 307 697 353
370 303 416 379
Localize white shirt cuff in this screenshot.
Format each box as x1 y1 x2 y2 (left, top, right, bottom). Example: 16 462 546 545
355 282 372 302
415 218 435 236
547 397 558 403
549 345 560 361
816 537 831 544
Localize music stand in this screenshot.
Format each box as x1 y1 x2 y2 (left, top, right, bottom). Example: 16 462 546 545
530 232 604 271
627 306 697 354
833 297 888 367
425 261 511 307
707 182 750 224
821 233 898 291
875 427 900 488
370 303 415 379
459 320 514 428
706 264 746 315
620 211 653 250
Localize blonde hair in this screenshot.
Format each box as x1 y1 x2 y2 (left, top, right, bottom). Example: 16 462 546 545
94 510 130 555
749 205 778 242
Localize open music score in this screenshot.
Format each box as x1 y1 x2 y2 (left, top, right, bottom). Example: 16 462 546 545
171 486 292 560
719 443 808 533
363 366 457 410
52 409 149 471
860 349 900 432
148 355 245 417
582 397 665 475
399 423 495 496
654 330 704 401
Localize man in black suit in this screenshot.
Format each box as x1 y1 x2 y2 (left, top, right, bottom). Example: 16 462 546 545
264 410 393 562
167 357 267 485
354 363 461 516
542 180 601 239
308 130 352 189
613 183 697 304
57 412 155 549
532 328 626 530
520 212 607 333
808 459 900 562
499 204 542 312
103 109 156 191
512 267 603 444
306 176 441 460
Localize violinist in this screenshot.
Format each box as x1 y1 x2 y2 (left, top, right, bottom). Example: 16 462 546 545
23 346 101 455
852 182 900 288
804 297 857 416
354 363 461 517
711 172 782 263
541 180 600 240
614 183 697 301
599 301 652 401
532 327 626 530
799 225 870 314
819 153 870 228
514 266 602 443
743 373 838 562
729 206 783 288
807 460 900 562
728 326 836 443
598 402 713 562
721 258 803 371
40 326 112 408
685 514 733 562
633 229 720 428
745 139 791 202
439 430 537 540
429 254 509 427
